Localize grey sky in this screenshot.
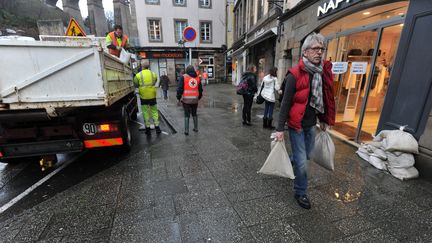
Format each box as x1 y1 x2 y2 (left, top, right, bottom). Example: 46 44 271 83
56 0 114 18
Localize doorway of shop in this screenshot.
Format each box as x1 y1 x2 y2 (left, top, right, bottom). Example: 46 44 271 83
326 24 403 142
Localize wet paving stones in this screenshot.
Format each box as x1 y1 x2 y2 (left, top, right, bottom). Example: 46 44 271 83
248 219 306 243
1 84 432 242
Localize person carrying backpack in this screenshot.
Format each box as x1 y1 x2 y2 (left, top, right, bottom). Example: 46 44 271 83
240 65 258 126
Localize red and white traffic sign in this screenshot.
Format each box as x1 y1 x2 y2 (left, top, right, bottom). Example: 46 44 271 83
183 26 197 42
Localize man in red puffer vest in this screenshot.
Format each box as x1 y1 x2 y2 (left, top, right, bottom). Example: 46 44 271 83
275 33 335 209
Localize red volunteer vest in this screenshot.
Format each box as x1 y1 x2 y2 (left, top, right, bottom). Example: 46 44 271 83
287 59 336 130
183 75 200 102
108 32 128 57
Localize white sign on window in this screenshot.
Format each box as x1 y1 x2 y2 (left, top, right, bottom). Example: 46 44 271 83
351 62 368 74
332 62 348 74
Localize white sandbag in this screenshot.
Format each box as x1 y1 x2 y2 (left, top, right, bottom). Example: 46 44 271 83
386 151 415 168
357 145 369 154
119 48 131 64
388 166 419 180
368 141 384 149
371 148 387 161
363 144 375 153
369 155 387 170
374 127 419 154
356 150 370 162
259 139 295 179
310 130 335 171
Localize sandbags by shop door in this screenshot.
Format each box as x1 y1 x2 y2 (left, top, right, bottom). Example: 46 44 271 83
387 166 419 180
373 127 419 154
310 129 335 171
258 137 295 179
356 146 370 162
357 144 387 170
356 126 420 181
386 152 415 168
369 155 387 170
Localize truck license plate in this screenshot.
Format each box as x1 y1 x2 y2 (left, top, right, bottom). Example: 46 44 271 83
83 123 97 135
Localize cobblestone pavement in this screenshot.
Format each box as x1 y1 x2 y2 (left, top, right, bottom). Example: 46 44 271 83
1 83 432 242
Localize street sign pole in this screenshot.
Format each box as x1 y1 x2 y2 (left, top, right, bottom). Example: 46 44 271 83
183 26 197 66
189 48 192 65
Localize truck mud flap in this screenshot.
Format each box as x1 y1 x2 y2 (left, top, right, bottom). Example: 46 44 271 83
2 139 83 158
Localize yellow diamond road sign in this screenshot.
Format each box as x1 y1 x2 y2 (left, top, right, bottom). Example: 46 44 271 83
65 18 86 37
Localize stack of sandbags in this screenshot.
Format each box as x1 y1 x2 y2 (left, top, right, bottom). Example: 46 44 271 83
356 127 419 180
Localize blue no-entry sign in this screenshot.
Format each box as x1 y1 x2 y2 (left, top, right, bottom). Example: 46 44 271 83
183 27 197 42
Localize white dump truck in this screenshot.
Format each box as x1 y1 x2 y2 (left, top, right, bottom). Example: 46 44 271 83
0 39 137 162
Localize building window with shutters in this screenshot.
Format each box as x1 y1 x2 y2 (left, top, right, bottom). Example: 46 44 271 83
199 0 211 9
174 19 188 42
147 18 162 42
145 0 160 5
200 21 212 43
173 0 186 7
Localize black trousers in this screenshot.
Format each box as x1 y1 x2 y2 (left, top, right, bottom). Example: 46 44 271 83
242 94 254 122
183 103 198 118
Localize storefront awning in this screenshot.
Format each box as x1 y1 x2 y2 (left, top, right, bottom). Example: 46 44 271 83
244 27 277 48
232 46 245 58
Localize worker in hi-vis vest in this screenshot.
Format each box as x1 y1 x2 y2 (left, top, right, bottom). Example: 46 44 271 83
133 60 161 135
177 65 203 135
106 24 130 57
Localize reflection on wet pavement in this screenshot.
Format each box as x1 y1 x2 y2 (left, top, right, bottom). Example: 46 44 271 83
334 190 362 203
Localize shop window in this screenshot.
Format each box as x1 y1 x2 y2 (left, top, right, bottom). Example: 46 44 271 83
145 0 160 5
147 18 162 42
173 0 186 6
199 0 211 9
326 25 403 142
200 21 212 43
174 20 188 42
320 1 408 142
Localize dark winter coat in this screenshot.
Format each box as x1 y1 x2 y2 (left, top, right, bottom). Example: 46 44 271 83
160 75 170 90
241 72 258 96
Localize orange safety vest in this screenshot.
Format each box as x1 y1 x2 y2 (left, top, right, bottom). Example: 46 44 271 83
183 75 200 103
202 72 209 79
108 32 128 57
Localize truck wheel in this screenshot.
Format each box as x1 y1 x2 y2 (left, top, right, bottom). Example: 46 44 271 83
121 107 132 152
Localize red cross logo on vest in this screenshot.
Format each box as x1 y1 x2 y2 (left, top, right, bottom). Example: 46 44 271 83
183 76 200 100
189 78 198 88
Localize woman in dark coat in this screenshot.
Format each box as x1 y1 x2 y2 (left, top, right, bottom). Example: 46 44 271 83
241 65 258 126
160 72 170 100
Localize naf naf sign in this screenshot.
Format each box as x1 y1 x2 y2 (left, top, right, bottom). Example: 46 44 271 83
317 0 363 19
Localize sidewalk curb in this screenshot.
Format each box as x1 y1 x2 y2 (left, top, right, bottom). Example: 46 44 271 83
158 103 179 134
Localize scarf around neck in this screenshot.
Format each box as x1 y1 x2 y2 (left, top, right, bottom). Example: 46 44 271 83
303 57 324 114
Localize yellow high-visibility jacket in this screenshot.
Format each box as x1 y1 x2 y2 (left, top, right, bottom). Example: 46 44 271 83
133 69 158 100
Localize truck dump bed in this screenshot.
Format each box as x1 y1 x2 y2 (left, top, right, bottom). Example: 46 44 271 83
0 40 134 115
